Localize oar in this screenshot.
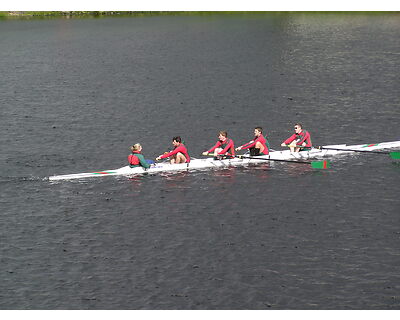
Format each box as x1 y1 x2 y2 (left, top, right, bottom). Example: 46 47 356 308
235 155 330 169
317 146 400 159
202 152 234 157
282 144 309 149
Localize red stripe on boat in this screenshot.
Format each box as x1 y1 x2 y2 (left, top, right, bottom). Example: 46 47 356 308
93 171 114 175
363 144 378 148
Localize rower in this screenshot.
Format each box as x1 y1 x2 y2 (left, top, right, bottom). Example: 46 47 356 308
156 136 190 164
236 126 269 156
202 131 235 158
128 143 151 169
281 123 312 152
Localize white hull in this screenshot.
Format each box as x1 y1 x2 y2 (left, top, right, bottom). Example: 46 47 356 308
49 141 400 181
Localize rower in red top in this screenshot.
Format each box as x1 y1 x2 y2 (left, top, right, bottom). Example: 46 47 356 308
236 126 269 156
156 136 190 164
281 123 312 152
202 131 235 158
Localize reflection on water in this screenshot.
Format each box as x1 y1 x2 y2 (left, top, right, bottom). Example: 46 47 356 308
1 13 399 309
210 167 237 179
238 163 272 181
282 162 316 176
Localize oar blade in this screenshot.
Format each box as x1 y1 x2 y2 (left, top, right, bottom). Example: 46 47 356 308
311 160 330 169
389 151 400 159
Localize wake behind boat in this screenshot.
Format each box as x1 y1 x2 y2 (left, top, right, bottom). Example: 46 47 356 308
48 140 400 181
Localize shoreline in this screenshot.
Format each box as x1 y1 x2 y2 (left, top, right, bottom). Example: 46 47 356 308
1 11 399 19
1 11 177 18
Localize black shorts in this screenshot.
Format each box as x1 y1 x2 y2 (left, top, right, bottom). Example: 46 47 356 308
249 147 260 156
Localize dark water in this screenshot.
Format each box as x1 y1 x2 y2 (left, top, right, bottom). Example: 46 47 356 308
0 13 399 309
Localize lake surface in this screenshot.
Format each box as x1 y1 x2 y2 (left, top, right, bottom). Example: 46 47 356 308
0 13 399 309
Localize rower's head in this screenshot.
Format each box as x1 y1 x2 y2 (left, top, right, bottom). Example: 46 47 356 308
131 143 142 152
294 123 302 133
254 127 263 136
218 131 228 141
172 136 182 146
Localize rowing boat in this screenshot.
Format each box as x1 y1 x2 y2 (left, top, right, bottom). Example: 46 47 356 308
48 140 400 181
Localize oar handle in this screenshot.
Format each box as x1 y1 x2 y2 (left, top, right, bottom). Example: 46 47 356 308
202 152 234 158
283 144 308 149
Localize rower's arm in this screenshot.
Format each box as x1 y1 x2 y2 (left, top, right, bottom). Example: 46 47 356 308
283 134 296 145
218 140 234 155
207 141 220 153
240 140 256 150
296 131 311 147
160 149 177 159
137 154 150 169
